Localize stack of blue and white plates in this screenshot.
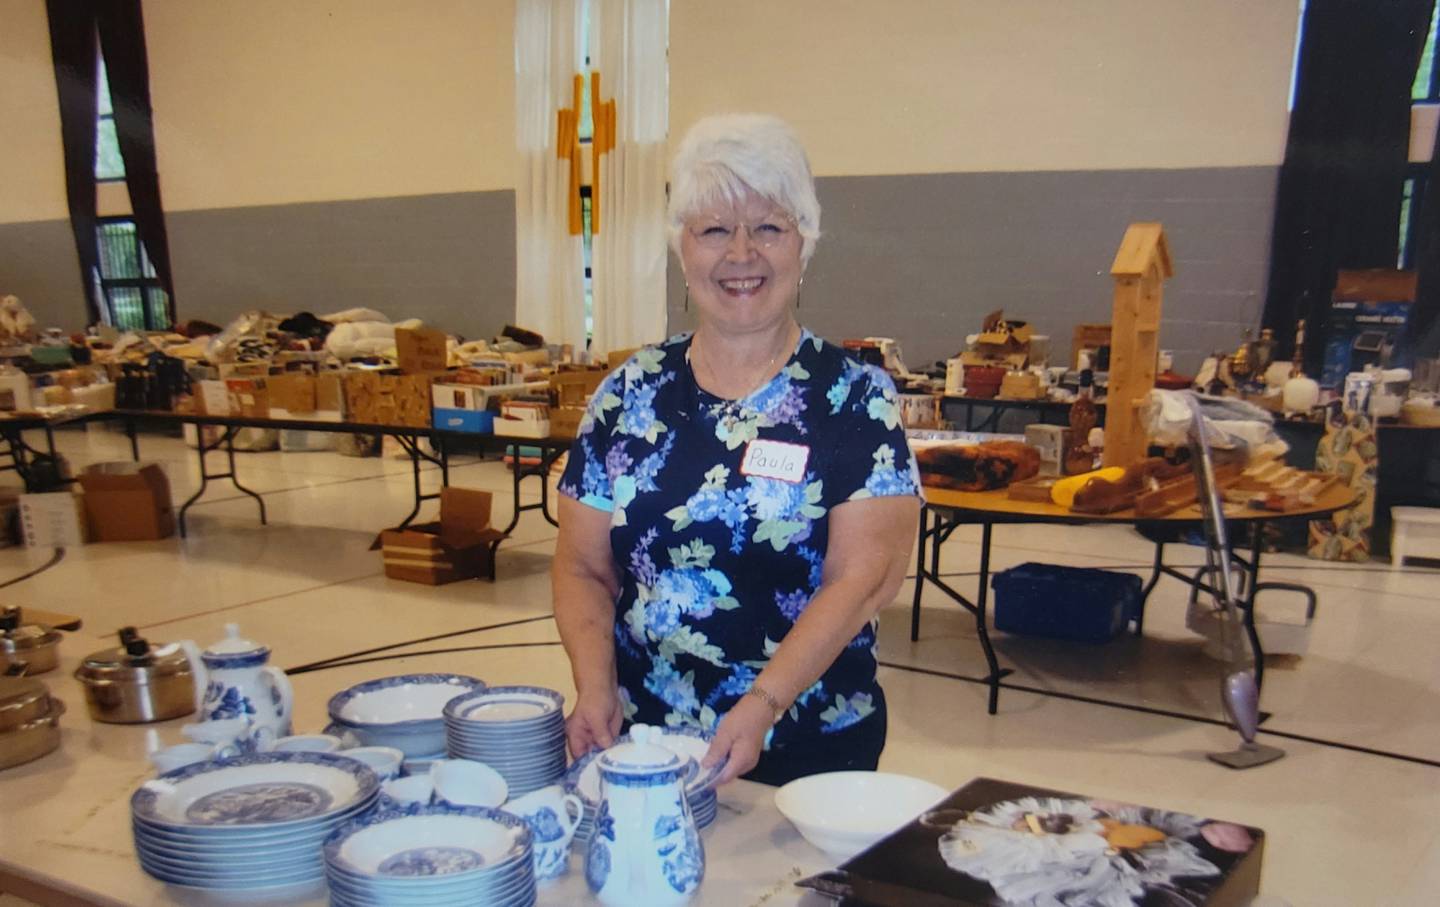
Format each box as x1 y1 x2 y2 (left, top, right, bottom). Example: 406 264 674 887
324 804 536 906
443 686 566 798
327 674 485 769
130 752 380 893
566 726 722 843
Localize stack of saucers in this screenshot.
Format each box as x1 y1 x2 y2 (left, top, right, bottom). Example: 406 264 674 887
566 726 722 843
324 804 536 906
327 674 484 768
130 752 380 893
443 686 566 798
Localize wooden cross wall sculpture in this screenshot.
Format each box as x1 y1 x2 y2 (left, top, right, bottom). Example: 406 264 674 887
556 73 616 237
1104 222 1174 469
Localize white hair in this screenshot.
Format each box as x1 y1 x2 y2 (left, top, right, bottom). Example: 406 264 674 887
667 114 821 265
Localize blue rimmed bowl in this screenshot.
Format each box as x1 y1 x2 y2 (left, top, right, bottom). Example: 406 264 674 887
327 674 483 756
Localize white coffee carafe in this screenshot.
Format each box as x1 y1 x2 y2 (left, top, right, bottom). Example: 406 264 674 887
180 624 293 753
585 724 704 905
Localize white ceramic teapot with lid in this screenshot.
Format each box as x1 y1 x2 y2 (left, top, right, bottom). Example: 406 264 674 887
180 623 293 753
585 723 704 905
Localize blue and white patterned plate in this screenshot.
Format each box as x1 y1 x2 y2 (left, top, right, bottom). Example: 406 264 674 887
443 686 564 725
132 752 379 831
325 804 531 882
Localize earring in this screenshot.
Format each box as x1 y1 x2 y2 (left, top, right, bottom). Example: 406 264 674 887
795 279 802 310
683 285 689 312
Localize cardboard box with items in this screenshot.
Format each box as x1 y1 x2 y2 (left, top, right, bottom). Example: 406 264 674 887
374 488 507 584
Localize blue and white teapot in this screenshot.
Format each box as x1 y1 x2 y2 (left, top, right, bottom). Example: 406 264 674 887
585 724 705 905
181 623 293 753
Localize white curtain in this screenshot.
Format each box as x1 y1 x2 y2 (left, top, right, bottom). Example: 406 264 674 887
514 0 587 351
589 0 669 357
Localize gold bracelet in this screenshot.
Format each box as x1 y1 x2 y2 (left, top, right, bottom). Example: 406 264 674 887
746 684 785 722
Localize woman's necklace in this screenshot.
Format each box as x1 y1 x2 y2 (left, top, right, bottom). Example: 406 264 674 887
692 324 795 426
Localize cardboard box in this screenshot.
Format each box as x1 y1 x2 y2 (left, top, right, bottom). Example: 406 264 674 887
395 327 449 374
342 371 434 427
19 491 87 547
550 369 608 407
550 406 586 440
266 373 317 414
196 380 231 416
375 488 507 584
432 383 488 412
77 462 175 541
494 401 551 438
224 378 269 418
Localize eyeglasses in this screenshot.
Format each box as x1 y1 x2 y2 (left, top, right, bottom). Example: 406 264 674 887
686 215 796 250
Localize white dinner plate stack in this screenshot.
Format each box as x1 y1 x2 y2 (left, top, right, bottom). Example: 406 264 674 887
566 726 723 843
443 686 566 798
130 752 380 893
324 804 536 906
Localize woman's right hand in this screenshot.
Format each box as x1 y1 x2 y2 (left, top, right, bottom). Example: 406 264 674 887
566 688 624 759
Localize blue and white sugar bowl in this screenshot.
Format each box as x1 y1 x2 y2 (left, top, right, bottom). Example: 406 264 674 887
585 723 704 905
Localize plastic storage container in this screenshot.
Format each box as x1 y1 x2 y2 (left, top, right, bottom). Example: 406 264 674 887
991 562 1141 643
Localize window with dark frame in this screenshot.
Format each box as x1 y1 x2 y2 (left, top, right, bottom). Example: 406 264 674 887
95 217 171 331
95 55 124 182
1399 3 1439 268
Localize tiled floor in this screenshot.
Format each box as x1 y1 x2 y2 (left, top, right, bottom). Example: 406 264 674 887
2 422 1437 905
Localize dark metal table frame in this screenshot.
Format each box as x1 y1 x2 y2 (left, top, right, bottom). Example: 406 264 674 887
107 410 569 546
0 415 76 492
910 500 1338 715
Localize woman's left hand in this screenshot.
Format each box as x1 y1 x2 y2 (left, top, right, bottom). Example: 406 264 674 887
702 695 775 785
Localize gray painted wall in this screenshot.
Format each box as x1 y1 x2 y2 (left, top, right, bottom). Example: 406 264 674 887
667 166 1280 375
5 167 1276 373
0 219 87 328
167 191 516 338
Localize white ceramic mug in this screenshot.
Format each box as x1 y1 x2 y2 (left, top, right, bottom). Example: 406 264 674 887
381 774 435 808
269 734 343 754
505 784 585 881
342 746 405 781
431 759 508 809
149 742 219 775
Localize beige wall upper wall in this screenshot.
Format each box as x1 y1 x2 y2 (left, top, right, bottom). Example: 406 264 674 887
145 0 516 212
4 0 1297 227
670 0 1299 176
0 0 69 224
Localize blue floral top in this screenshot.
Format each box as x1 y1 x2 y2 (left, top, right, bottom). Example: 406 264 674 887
558 328 920 750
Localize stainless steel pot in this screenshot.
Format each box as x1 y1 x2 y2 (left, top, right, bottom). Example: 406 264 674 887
0 695 64 771
0 607 62 675
0 672 51 733
74 627 198 724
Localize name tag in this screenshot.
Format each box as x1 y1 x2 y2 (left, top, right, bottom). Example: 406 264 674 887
741 439 810 484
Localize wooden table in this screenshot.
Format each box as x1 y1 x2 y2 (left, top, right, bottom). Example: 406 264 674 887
913 482 1357 714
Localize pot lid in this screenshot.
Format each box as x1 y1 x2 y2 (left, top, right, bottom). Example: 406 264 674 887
0 606 58 651
76 627 193 681
0 673 48 732
204 623 267 658
599 724 683 774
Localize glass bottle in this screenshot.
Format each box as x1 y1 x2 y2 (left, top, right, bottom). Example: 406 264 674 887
1065 370 1097 474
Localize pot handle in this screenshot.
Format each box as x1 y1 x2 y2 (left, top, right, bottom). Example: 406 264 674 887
178 639 207 714
265 665 295 730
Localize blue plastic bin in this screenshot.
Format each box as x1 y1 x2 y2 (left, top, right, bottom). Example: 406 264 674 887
991 562 1142 644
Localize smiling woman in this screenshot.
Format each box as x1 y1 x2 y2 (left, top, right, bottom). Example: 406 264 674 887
551 113 922 788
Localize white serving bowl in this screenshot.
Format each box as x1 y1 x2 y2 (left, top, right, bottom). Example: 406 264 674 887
327 674 482 756
774 771 948 859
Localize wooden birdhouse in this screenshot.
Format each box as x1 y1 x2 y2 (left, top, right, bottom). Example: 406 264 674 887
1103 223 1173 468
